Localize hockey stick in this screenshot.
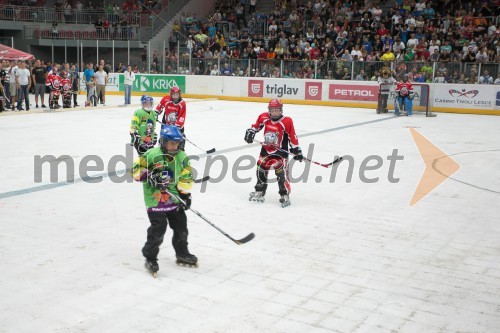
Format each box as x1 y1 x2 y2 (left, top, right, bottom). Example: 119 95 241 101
165 189 255 245
255 140 343 168
194 175 210 183
1 87 10 104
156 120 216 154
184 136 216 154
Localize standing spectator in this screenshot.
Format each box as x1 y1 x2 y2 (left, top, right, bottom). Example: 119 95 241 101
16 62 31 111
168 32 178 52
3 60 12 109
249 0 257 14
124 65 135 105
31 59 47 108
9 61 19 111
52 21 59 38
70 64 79 107
0 62 5 112
94 65 108 106
83 62 95 105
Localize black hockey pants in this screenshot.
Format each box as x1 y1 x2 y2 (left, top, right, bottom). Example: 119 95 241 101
142 209 191 261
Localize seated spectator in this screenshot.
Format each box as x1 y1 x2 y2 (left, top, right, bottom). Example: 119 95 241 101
210 64 220 76
341 67 351 80
479 70 494 84
355 70 366 81
429 48 441 62
221 63 232 76
381 48 395 62
423 3 435 20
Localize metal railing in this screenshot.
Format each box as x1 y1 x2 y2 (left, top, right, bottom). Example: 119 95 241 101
157 56 499 84
0 5 143 26
24 24 141 41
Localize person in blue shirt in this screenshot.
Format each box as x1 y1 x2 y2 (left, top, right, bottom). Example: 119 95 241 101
83 62 95 105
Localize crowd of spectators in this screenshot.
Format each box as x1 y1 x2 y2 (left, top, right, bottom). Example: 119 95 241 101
1 0 161 33
166 0 500 83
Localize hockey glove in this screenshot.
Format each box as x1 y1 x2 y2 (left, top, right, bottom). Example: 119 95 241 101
130 132 141 146
148 171 171 191
244 128 256 144
290 147 304 162
178 192 191 210
137 142 155 155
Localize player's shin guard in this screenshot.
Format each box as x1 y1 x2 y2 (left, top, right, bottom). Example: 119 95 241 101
255 167 268 194
276 167 290 196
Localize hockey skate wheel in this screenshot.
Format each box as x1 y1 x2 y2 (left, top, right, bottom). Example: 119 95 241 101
176 260 198 268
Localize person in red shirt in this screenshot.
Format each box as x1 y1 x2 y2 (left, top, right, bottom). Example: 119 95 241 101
45 67 62 109
309 44 321 60
155 87 187 150
244 99 304 207
394 74 414 116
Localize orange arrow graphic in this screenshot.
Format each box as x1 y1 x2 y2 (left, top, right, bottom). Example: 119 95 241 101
410 128 461 206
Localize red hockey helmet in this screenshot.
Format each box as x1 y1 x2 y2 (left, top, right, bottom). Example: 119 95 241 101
170 86 181 103
268 98 283 121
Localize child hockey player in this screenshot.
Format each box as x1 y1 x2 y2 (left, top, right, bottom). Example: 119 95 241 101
45 67 62 109
60 71 72 108
244 98 303 208
130 95 157 156
394 74 414 116
132 124 197 277
155 87 187 150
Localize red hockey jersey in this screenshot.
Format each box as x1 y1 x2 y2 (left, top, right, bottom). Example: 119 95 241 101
61 78 72 92
156 96 187 128
46 73 62 90
251 113 299 154
395 81 413 97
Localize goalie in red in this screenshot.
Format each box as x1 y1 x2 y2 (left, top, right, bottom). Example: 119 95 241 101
394 74 414 116
244 99 303 208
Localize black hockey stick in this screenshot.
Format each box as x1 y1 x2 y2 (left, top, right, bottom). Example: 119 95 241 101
255 140 343 168
156 120 215 154
184 136 216 154
166 189 255 245
194 175 210 183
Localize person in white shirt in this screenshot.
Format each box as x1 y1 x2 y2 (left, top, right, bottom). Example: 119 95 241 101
350 45 362 59
405 14 416 28
124 65 135 105
428 40 440 54
15 61 31 111
407 33 419 49
9 61 19 110
94 65 108 106
210 64 220 76
479 70 493 84
392 37 405 53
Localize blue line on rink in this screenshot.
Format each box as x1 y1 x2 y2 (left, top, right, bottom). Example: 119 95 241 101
0 116 396 199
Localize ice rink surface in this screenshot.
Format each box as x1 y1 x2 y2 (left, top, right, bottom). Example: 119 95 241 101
1 95 499 333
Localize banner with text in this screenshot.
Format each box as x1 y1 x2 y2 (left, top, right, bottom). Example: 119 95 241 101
119 74 185 93
432 84 496 111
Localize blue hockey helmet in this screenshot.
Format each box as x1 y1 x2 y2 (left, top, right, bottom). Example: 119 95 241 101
141 95 154 111
159 125 183 154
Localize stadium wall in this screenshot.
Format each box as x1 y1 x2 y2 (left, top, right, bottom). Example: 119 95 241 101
79 73 500 115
